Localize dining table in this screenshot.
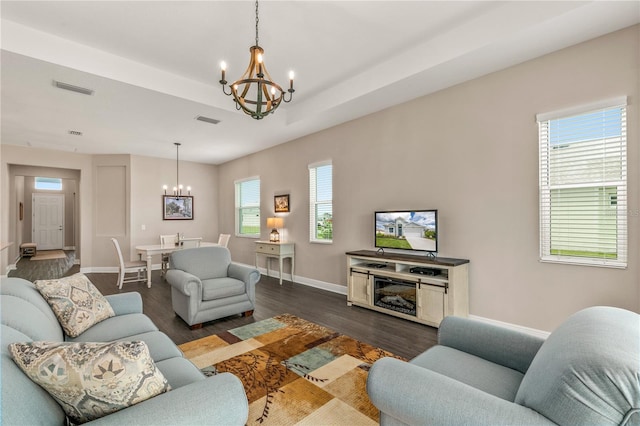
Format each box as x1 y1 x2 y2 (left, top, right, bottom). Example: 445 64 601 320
135 241 218 286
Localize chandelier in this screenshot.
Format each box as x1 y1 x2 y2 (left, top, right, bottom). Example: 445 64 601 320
219 0 295 120
162 143 191 198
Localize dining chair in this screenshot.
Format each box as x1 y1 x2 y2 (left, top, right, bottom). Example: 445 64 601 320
218 233 231 248
111 238 147 289
160 234 177 277
180 239 201 249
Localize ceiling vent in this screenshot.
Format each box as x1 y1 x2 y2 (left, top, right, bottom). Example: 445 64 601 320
53 80 94 96
68 130 83 136
195 115 221 125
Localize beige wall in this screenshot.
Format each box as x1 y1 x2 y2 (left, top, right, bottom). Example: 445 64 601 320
217 25 640 331
1 25 637 332
0 147 218 271
129 154 220 265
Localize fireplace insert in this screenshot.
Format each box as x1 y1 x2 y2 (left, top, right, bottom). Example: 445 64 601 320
373 276 416 316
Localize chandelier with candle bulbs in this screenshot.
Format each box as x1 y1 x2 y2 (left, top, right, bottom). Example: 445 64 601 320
219 0 295 120
162 142 191 198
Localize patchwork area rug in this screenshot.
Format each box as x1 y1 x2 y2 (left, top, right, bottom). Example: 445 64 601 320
179 314 404 425
30 250 66 261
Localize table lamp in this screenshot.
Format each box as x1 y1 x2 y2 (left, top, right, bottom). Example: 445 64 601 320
267 217 284 242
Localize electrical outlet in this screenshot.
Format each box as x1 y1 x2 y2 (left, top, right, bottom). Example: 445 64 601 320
141 224 146 231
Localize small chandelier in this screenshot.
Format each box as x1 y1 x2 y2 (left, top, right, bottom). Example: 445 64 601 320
162 142 191 198
219 0 295 120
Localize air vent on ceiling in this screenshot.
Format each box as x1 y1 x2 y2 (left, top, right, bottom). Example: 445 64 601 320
68 130 83 136
195 115 221 125
53 80 94 96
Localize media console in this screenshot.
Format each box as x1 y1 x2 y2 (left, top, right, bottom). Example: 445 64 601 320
346 250 469 328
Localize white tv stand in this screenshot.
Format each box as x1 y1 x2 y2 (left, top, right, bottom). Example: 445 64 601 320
346 250 469 328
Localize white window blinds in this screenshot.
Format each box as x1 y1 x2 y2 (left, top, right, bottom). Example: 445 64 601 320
309 161 333 242
235 177 260 237
538 97 627 268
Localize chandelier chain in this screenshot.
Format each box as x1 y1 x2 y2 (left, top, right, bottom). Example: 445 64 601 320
255 0 259 47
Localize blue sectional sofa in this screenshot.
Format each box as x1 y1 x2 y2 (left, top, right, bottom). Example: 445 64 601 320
1 276 249 425
367 306 639 425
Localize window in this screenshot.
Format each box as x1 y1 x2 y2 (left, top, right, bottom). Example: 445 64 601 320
235 177 260 237
309 161 333 242
538 97 627 267
35 177 62 191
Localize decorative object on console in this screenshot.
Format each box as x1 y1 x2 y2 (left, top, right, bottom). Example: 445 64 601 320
219 0 295 120
162 142 191 197
267 217 284 242
274 193 290 213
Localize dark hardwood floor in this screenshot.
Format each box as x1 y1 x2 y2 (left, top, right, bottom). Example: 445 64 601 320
7 254 438 360
87 271 437 360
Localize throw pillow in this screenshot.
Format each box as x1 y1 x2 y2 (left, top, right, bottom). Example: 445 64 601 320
9 341 171 424
35 273 115 337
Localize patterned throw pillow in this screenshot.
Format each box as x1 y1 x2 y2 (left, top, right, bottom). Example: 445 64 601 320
9 341 171 424
35 273 115 337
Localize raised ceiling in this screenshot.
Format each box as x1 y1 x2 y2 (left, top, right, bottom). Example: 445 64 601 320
1 1 638 164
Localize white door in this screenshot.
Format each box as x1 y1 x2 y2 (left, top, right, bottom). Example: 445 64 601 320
33 194 64 250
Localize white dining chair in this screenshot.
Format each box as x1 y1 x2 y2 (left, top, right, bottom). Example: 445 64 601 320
180 239 201 249
217 233 231 248
160 234 177 277
111 238 147 289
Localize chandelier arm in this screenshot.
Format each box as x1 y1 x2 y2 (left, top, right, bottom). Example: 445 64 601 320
221 84 233 96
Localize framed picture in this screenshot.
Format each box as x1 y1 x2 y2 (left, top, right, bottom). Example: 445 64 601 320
163 195 194 220
274 194 290 213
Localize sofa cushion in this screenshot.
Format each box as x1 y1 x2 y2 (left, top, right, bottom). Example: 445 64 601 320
202 277 246 301
35 273 115 338
515 306 640 426
9 340 171 424
412 345 524 402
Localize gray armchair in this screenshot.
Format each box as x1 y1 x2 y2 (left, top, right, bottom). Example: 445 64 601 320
367 306 639 425
166 246 261 329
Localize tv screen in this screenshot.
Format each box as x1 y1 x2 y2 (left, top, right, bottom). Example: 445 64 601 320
375 210 438 253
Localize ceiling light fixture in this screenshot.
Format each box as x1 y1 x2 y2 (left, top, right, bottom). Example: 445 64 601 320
219 0 295 120
162 142 191 198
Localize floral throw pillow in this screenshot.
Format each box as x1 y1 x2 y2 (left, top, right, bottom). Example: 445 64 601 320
35 273 115 337
9 341 171 424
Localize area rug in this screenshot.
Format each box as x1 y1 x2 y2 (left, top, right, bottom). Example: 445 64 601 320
30 250 66 261
179 314 404 425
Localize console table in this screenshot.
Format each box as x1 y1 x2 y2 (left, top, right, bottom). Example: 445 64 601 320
346 250 469 327
255 241 295 285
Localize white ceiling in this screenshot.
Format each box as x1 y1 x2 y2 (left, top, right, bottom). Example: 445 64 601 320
1 1 639 164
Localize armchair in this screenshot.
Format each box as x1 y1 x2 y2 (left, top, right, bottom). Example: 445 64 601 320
367 306 639 425
166 246 261 329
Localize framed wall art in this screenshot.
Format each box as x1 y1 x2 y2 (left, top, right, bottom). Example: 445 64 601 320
274 194 290 213
163 195 194 220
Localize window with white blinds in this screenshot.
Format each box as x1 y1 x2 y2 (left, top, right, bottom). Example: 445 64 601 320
235 177 260 237
538 97 627 268
309 161 333 243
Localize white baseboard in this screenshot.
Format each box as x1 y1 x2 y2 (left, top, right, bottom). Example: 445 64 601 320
468 314 550 339
81 264 161 274
253 265 347 295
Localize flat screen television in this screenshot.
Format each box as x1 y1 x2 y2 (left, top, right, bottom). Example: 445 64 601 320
375 210 438 254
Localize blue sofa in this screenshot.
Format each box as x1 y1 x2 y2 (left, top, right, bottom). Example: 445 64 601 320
367 306 639 425
1 277 249 425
